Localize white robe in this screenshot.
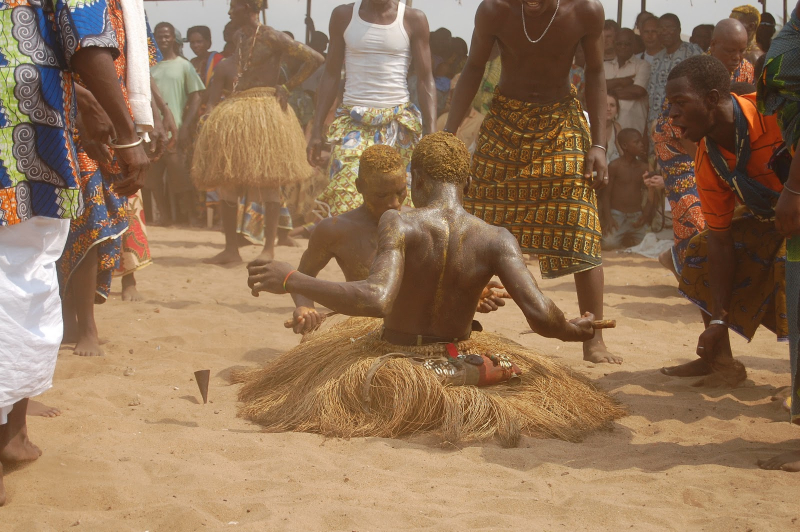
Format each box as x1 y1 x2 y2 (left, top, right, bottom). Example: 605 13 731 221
0 217 70 423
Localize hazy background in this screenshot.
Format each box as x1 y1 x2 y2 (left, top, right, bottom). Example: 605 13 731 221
143 0 786 59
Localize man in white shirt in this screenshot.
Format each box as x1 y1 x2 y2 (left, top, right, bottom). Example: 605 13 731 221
605 28 650 134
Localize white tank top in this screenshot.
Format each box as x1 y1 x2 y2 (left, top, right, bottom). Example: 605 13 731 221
342 0 411 108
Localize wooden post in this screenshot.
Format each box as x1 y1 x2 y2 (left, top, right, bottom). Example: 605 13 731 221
406 0 413 7
617 0 623 25
786 0 789 24
641 0 646 13
306 0 312 44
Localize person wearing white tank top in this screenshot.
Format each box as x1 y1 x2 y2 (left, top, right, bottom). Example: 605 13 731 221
307 0 436 218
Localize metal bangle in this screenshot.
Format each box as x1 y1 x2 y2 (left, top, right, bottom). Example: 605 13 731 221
708 319 727 327
783 184 800 196
108 136 144 149
591 144 607 152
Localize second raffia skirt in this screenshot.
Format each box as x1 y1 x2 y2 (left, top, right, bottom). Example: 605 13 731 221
191 87 313 189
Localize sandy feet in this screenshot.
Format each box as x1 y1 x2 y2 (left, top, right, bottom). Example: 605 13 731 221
203 248 243 265
583 338 623 364
758 451 800 472
254 249 275 263
73 330 105 357
0 432 42 465
661 358 712 377
27 401 61 418
121 282 143 302
277 235 300 247
663 357 747 387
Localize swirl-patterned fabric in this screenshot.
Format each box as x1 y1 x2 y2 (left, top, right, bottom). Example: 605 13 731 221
0 0 119 227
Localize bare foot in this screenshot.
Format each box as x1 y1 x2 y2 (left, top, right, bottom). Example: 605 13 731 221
661 358 712 377
0 430 42 465
121 284 143 301
276 235 300 247
758 451 800 472
690 357 747 387
73 331 105 357
203 248 242 265
27 400 61 418
583 338 623 364
255 249 275 263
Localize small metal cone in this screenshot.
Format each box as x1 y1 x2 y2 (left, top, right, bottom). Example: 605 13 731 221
194 370 211 404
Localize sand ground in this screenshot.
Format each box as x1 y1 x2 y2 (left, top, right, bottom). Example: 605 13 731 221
3 225 799 531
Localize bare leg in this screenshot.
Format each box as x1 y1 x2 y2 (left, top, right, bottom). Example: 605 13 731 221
61 285 78 344
72 246 104 357
121 272 142 302
203 201 242 265
575 266 622 364
658 248 679 280
27 400 61 418
256 201 281 262
662 312 714 377
276 204 299 247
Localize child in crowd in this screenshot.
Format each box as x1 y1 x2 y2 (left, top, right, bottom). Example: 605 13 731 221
601 128 653 250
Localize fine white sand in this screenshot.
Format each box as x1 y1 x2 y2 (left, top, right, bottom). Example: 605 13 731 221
4 225 799 530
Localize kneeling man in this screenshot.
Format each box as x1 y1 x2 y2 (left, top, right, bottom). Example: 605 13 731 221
241 133 624 447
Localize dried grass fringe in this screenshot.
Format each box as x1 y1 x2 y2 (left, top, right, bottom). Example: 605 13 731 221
191 87 313 188
234 317 625 447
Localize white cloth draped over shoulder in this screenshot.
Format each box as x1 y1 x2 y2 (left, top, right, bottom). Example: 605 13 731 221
0 218 70 422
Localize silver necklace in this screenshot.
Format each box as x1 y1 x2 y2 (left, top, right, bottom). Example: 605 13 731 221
521 0 560 44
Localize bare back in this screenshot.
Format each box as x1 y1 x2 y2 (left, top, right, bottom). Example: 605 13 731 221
382 207 503 338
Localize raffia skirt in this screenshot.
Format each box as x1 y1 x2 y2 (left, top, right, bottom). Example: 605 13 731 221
235 317 625 447
191 87 313 188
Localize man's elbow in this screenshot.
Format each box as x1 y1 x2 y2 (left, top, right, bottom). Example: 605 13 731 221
358 286 393 318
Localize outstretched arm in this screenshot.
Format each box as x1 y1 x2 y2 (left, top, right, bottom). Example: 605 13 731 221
407 9 436 135
444 3 495 133
248 210 407 318
493 230 594 342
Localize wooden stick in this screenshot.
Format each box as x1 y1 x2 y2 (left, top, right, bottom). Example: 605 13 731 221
284 311 339 329
520 319 616 335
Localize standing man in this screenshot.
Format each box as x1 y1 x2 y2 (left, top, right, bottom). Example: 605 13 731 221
638 15 663 65
605 28 650 135
0 0 149 505
647 14 702 127
192 0 323 264
709 19 755 84
445 0 620 364
307 0 436 218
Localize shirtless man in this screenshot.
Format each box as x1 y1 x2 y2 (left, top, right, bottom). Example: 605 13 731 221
289 144 509 334
601 129 651 250
249 132 596 345
192 0 323 265
444 0 619 364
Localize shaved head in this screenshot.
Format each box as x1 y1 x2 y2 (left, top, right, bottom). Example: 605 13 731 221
713 18 748 42
710 19 749 73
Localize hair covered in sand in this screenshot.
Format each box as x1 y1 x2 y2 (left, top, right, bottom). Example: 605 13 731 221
358 145 405 183
411 132 470 185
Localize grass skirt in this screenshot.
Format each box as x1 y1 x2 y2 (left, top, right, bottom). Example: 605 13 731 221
235 317 625 446
191 87 313 188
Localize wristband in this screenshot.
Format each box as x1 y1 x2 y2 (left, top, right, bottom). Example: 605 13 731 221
283 269 298 292
784 184 800 196
108 136 144 149
591 144 607 152
708 319 727 327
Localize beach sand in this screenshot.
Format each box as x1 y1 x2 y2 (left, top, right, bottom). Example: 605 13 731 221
3 225 799 530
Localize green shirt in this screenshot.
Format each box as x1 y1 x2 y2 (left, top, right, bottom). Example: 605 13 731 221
151 57 205 130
